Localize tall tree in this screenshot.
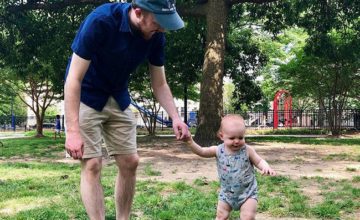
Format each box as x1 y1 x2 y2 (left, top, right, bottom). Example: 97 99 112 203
179 0 275 145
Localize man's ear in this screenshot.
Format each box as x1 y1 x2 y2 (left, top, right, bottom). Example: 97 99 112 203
134 7 142 17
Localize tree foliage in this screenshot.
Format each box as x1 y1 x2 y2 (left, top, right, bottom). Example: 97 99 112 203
5 0 359 140
129 18 205 135
279 34 360 135
225 26 267 111
0 1 94 136
275 1 360 135
257 28 312 110
3 0 277 145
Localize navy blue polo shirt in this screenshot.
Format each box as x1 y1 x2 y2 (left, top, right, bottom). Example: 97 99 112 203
67 3 165 111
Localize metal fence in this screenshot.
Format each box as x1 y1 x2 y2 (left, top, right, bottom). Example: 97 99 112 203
240 109 360 130
1 109 359 132
0 115 64 132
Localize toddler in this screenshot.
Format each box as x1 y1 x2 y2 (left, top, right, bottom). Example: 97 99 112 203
185 114 276 220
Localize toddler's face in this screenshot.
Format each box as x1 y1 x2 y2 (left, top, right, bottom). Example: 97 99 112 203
219 120 246 153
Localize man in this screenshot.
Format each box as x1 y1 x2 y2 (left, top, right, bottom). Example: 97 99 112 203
64 0 190 219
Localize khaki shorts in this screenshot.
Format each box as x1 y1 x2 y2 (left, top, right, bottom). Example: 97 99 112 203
79 97 137 158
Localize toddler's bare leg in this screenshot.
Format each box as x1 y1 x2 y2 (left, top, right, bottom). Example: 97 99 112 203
216 200 232 220
240 198 257 220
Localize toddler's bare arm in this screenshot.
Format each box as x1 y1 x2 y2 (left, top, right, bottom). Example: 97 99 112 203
184 135 217 158
247 145 276 176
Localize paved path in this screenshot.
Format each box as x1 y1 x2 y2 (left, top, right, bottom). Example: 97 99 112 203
247 134 328 138
0 132 26 139
139 134 329 138
0 133 334 140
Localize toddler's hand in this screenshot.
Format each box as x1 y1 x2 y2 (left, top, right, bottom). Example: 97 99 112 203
182 133 193 144
261 167 276 176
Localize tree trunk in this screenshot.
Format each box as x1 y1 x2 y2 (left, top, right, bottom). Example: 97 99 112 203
195 0 228 146
184 84 188 124
35 115 44 138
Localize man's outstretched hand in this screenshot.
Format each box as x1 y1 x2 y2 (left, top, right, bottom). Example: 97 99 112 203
171 118 190 140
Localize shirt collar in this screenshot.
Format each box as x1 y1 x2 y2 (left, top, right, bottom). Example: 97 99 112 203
119 3 131 32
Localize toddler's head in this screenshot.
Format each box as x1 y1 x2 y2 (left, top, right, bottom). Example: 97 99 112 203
218 114 246 151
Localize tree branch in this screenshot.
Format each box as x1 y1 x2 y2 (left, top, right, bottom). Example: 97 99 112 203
7 0 109 12
178 4 207 17
228 0 278 5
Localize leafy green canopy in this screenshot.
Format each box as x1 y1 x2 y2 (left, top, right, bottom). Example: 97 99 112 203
247 0 360 111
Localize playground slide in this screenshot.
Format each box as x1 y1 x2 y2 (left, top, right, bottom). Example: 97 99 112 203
131 101 172 127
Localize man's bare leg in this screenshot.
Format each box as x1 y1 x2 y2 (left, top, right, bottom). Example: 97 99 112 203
80 157 105 220
114 153 139 220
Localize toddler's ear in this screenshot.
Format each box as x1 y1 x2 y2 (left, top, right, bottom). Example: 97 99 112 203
217 131 224 140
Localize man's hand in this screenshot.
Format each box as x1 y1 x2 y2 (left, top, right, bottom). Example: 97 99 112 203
172 118 190 140
65 131 84 160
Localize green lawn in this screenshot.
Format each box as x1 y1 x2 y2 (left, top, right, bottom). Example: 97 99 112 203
0 134 359 219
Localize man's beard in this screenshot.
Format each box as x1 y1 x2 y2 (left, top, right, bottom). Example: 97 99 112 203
129 21 143 38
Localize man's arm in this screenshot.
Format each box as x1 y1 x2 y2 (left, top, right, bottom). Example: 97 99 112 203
149 64 190 140
64 53 90 159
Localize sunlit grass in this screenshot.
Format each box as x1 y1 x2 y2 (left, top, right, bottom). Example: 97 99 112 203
0 196 58 215
143 163 162 176
1 161 306 219
0 137 65 158
323 153 360 162
0 136 359 219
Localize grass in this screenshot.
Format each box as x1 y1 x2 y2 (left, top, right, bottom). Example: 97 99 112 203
246 128 329 135
346 167 357 172
0 162 293 219
0 135 359 219
323 153 358 161
309 177 360 219
143 164 162 176
0 136 65 159
2 161 358 219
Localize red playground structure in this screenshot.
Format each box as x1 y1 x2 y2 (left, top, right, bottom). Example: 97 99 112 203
273 89 292 129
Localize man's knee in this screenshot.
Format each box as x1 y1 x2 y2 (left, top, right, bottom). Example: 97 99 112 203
115 154 139 172
82 158 102 176
125 155 139 171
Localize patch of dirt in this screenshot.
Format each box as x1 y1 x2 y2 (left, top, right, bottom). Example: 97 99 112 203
134 140 359 183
